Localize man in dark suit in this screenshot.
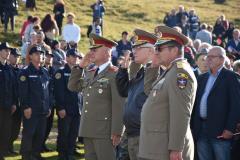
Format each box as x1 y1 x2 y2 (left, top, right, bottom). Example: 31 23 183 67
192 46 240 160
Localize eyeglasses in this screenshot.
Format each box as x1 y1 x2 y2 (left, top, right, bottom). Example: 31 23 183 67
155 45 175 52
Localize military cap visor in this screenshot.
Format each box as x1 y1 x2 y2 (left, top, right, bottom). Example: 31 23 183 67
154 26 190 47
89 33 117 49
0 42 13 50
66 48 82 58
10 48 21 56
29 46 45 55
132 29 158 48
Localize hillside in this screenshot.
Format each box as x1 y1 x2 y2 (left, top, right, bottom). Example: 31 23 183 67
0 0 239 53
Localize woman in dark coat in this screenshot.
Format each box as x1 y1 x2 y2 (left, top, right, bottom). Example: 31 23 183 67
53 0 65 35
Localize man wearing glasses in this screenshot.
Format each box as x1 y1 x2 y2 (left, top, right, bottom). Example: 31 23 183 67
192 46 240 160
139 26 197 160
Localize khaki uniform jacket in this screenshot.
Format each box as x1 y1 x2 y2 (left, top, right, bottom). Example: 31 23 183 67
139 59 197 160
68 64 125 139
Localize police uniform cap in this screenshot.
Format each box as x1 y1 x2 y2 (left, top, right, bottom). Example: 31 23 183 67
45 49 54 57
89 33 117 49
10 48 21 56
66 48 82 58
155 25 190 47
0 42 13 51
29 46 45 55
133 29 158 48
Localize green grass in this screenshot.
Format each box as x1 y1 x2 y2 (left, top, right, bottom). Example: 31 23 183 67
0 0 239 53
5 140 85 160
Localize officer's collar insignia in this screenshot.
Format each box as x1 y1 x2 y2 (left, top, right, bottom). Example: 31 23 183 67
97 78 109 83
177 73 189 89
20 75 26 82
55 73 61 79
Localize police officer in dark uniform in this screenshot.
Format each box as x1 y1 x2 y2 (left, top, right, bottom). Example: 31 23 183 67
8 48 22 155
18 45 51 160
42 49 55 152
54 48 82 160
0 42 16 160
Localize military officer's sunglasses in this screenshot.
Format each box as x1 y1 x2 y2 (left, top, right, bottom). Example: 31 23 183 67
155 45 175 52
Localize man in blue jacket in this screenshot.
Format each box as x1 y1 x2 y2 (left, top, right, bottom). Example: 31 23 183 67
116 29 159 160
0 42 16 160
19 45 51 160
54 48 82 160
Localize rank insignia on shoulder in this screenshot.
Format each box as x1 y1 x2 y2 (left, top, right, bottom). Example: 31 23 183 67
55 73 61 79
176 61 184 69
177 73 189 89
20 75 26 82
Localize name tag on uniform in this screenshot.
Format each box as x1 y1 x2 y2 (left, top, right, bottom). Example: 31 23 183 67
0 69 2 72
64 73 70 77
29 75 38 78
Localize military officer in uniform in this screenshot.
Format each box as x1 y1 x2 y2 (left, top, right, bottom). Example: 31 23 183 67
139 26 197 160
18 45 51 160
0 42 16 160
54 48 82 160
68 33 125 160
8 48 22 155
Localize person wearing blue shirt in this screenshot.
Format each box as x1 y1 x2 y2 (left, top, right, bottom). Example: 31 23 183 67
192 46 240 160
0 42 16 160
18 45 51 160
54 48 82 160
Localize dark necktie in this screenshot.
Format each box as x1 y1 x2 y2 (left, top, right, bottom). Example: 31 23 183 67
94 68 99 78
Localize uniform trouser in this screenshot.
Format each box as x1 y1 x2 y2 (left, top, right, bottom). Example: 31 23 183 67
57 114 80 156
43 108 55 148
4 13 15 31
0 108 12 157
9 109 22 151
128 136 139 160
20 114 47 156
84 137 116 160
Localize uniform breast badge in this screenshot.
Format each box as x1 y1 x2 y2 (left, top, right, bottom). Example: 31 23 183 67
20 75 26 82
55 73 61 79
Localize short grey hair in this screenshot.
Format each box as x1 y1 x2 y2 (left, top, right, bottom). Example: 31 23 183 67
233 60 240 72
209 46 226 57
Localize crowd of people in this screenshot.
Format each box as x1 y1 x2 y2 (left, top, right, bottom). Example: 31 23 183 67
0 1 240 160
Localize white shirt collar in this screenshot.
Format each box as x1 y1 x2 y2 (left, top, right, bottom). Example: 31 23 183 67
97 61 111 74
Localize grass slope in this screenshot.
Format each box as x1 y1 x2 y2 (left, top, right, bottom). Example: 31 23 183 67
0 0 239 53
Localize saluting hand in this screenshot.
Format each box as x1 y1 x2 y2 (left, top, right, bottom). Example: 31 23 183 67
24 108 32 119
170 151 183 160
121 51 131 69
79 51 92 68
58 109 66 119
111 134 121 147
